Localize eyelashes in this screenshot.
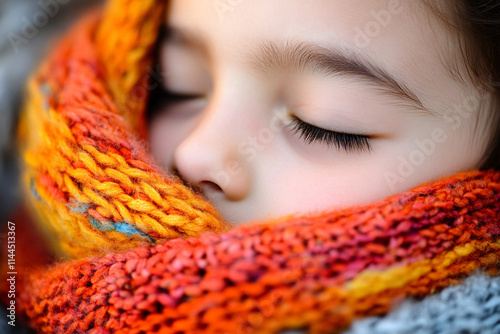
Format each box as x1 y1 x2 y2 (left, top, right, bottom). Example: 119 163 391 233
287 115 372 153
155 89 372 153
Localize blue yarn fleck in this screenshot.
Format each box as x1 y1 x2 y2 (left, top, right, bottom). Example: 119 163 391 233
31 179 41 200
90 218 155 243
89 218 111 231
68 202 89 213
40 82 51 96
114 222 155 243
40 83 51 110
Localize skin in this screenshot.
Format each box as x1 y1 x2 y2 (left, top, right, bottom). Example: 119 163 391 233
148 0 494 225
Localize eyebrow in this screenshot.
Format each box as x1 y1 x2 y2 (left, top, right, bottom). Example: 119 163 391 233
163 25 431 115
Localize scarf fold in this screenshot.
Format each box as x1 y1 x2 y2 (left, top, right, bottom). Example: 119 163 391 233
7 0 500 333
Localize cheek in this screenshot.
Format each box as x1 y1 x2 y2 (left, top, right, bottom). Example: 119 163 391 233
255 120 485 218
256 152 399 218
384 119 485 189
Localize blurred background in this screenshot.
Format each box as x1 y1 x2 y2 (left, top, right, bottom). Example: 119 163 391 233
0 0 102 332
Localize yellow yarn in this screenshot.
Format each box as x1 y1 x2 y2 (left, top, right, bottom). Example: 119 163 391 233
17 2 231 259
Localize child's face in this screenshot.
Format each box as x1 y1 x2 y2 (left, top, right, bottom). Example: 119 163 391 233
149 0 493 224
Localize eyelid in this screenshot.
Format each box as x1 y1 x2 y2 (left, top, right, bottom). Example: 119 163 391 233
160 86 206 100
167 91 204 99
287 115 372 152
289 114 371 137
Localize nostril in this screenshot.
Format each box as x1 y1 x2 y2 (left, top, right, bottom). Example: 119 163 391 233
198 181 223 203
200 180 222 192
170 166 223 197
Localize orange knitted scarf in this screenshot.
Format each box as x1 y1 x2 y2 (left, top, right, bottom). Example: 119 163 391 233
3 0 500 333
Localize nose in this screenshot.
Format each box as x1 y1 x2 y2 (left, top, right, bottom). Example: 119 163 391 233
172 99 252 202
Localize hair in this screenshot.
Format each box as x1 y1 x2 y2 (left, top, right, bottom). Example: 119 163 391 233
425 0 500 170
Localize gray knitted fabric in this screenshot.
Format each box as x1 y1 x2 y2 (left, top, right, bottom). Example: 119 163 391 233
344 272 500 334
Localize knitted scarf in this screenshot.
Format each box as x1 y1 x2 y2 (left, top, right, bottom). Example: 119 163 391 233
5 0 500 333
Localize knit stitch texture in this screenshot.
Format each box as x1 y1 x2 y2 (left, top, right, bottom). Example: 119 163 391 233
345 273 500 334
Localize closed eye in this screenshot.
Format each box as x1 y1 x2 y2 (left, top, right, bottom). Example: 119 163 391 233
287 115 372 153
162 90 204 101
147 86 205 121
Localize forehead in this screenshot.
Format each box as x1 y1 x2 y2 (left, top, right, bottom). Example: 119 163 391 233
167 1 435 51
166 0 469 110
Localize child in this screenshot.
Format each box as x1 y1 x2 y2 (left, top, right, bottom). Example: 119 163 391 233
8 0 500 333
148 0 500 225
